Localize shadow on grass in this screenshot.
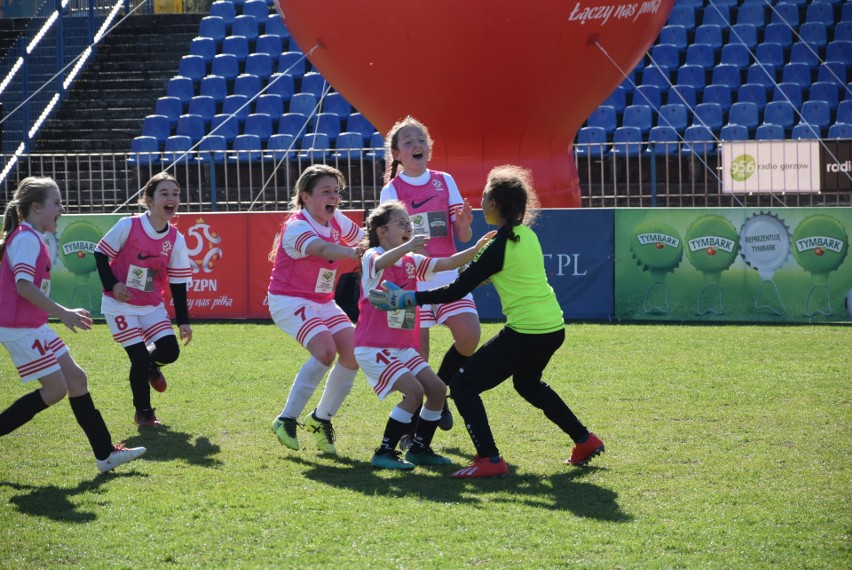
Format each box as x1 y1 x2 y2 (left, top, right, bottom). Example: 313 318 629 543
0 471 146 522
287 454 631 522
121 425 222 467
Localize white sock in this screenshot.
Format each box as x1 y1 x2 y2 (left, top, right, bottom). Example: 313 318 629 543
280 357 330 418
419 406 442 422
315 363 357 420
389 406 414 424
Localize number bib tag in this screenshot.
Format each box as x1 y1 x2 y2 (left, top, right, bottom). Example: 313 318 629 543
315 267 337 294
411 211 448 238
387 306 416 329
126 264 154 292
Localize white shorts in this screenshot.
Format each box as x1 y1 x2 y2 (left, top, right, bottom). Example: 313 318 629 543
419 294 477 328
1 324 67 383
268 294 353 348
354 346 428 400
103 304 174 348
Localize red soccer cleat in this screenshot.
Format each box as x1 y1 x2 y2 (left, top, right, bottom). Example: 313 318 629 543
148 365 167 393
566 432 605 466
134 408 162 427
450 455 509 478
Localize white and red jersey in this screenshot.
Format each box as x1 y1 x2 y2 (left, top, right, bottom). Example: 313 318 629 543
380 169 464 289
354 246 438 351
96 214 192 308
0 223 51 329
268 209 363 303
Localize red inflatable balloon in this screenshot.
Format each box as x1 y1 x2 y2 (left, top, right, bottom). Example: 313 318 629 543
276 0 674 207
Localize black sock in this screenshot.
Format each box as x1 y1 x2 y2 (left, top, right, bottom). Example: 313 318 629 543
69 393 114 460
378 417 411 451
0 390 48 436
437 344 468 387
411 417 440 453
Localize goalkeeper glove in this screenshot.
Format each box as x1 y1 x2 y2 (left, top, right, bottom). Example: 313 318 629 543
368 281 416 311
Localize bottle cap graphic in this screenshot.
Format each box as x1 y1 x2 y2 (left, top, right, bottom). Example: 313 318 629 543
630 221 683 314
685 215 739 315
791 214 849 316
739 213 790 315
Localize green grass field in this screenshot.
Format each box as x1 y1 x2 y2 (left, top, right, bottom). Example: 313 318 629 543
0 322 849 568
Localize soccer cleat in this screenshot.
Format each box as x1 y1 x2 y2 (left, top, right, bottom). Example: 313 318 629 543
370 448 415 470
134 408 161 427
96 443 147 473
272 417 301 451
302 414 337 454
450 455 509 478
147 365 167 393
566 432 605 466
405 447 453 466
439 402 454 431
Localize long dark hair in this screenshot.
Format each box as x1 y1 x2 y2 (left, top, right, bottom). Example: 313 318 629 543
382 115 433 184
484 165 540 241
0 176 59 259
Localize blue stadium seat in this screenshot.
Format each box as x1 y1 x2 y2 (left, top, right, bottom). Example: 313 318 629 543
826 41 852 65
602 86 627 113
322 92 352 118
242 0 269 21
278 51 306 75
727 101 760 132
266 72 295 101
129 136 161 165
694 24 723 51
658 103 688 132
300 72 327 98
167 76 194 105
222 35 249 63
575 126 608 158
176 113 206 143
667 84 697 108
163 135 194 165
737 83 768 108
683 124 717 155
233 73 262 99
835 21 852 43
199 75 227 104
702 84 732 112
685 43 715 70
178 55 206 83
333 131 365 160
762 25 792 49
646 125 680 156
312 112 342 142
255 34 283 58
763 101 796 131
209 1 236 25
677 65 706 90
188 95 217 124
345 113 374 144
255 93 284 118
781 63 812 88
805 2 834 25
701 6 730 27
211 53 240 82
210 114 239 143
711 64 742 90
836 100 852 124
817 62 847 84
746 64 777 92
189 37 216 65
265 14 290 40
770 2 800 25
611 126 644 156
791 124 822 140
231 134 264 162
278 112 309 139
198 16 226 45
141 114 171 145
789 42 821 67
809 81 841 107
197 135 228 163
694 102 724 132
772 82 803 107
299 133 331 160
720 124 749 141
843 2 852 22
736 4 766 26
827 123 852 139
755 43 786 72
222 94 251 123
365 131 385 160
244 113 274 143
659 25 688 51
265 133 297 161
799 22 828 48
650 44 680 72
729 23 758 49
155 96 183 126
232 15 259 43
245 53 274 79
720 44 750 70
641 65 670 89
755 123 785 140
666 5 695 27
631 85 661 109
289 92 318 117
587 105 618 135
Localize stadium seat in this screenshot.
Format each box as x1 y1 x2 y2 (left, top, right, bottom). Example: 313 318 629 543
720 124 749 141
659 25 688 51
209 1 236 25
843 2 852 22
222 35 250 64
141 114 171 145
746 64 777 92
312 112 342 142
805 2 834 25
198 16 226 46
737 83 768 108
781 63 812 89
827 123 852 139
667 84 697 108
711 64 742 90
222 94 251 123
701 6 730 26
178 55 206 83
299 133 331 160
265 133 297 161
333 131 365 160
278 51 306 75
763 25 792 49
727 102 760 132
817 62 847 84
809 81 841 108
836 100 852 125
197 135 228 163
650 44 680 72
763 101 796 131
677 65 706 90
791 124 821 140
611 126 644 156
736 4 765 26
199 75 227 104
587 105 618 136
773 83 803 107
346 113 375 143
211 53 240 82
322 92 352 118
231 134 264 161
789 42 821 67
646 125 680 156
631 85 661 109
693 102 724 132
254 93 284 118
188 95 217 124
163 135 194 164
242 0 269 22
167 76 194 105
755 123 785 140
575 126 608 158
720 44 750 70
825 41 852 67
210 114 239 144
232 15 259 43
729 23 758 49
255 34 284 58
755 42 786 69
155 96 183 126
244 113 274 143
279 112 309 139
666 5 695 27
230 76 260 103
300 72 327 98
265 14 290 40
289 92 318 117
694 24 723 51
657 103 688 132
835 21 852 43
641 65 670 89
266 72 296 101
685 43 715 70
189 37 216 65
770 2 800 25
365 131 385 160
245 53 274 79
702 84 732 112
799 22 828 48
683 124 717 155
129 136 161 165
176 113 206 143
